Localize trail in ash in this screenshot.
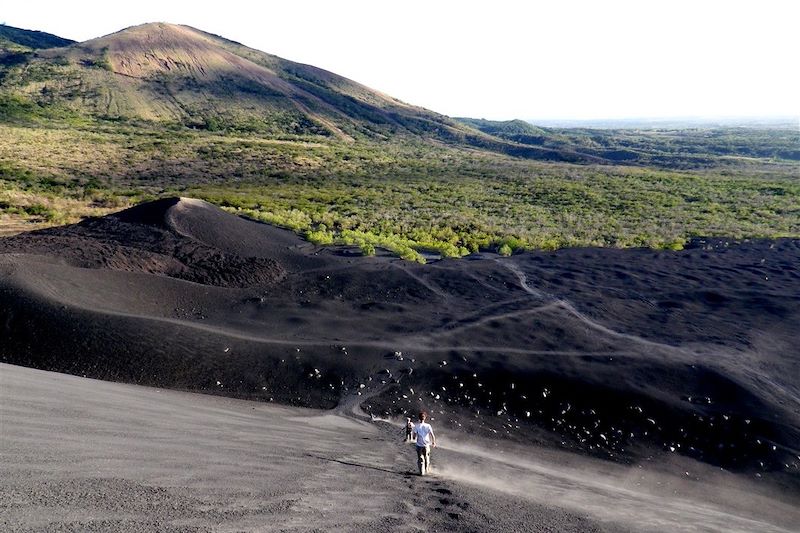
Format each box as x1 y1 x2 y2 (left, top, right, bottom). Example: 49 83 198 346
335 381 800 533
2 364 796 533
334 380 396 420
408 301 563 340
496 258 691 354
16 287 645 358
496 258 800 417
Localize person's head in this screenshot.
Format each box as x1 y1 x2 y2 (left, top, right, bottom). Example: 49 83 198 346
419 411 428 422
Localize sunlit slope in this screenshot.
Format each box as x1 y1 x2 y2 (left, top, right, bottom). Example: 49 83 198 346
0 22 598 160
0 23 470 136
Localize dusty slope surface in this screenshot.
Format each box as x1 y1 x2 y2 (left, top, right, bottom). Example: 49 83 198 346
0 198 798 494
0 364 616 532
2 364 798 532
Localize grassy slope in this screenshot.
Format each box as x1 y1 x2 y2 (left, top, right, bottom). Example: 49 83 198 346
0 25 75 50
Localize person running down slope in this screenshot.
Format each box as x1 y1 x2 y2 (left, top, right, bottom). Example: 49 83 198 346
412 410 436 476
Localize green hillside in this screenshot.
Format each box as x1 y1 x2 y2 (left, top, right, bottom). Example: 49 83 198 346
457 117 800 168
0 22 577 160
1 23 615 164
456 117 548 138
0 25 74 77
0 23 438 133
0 24 75 50
1 23 798 257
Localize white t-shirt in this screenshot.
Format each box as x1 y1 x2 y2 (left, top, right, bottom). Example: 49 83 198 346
414 422 434 447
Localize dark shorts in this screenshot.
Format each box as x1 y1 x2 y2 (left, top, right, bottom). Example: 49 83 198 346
416 445 430 460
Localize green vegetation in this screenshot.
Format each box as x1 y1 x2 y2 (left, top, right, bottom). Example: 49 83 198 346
1 121 797 259
0 24 75 50
0 23 797 257
458 117 800 168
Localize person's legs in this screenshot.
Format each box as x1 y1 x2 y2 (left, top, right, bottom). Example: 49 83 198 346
416 445 427 475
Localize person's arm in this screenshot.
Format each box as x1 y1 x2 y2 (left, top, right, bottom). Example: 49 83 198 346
430 428 436 447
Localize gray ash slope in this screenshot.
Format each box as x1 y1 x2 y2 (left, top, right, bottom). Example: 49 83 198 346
1 198 798 488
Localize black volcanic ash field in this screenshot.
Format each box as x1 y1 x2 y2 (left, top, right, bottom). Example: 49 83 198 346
1 198 798 489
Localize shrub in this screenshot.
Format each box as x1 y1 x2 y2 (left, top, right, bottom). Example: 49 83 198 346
306 229 334 245
663 238 686 251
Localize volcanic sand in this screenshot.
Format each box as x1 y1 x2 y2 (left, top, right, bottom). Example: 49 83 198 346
1 197 799 530
2 363 798 532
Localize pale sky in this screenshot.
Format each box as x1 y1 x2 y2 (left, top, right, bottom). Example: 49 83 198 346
3 0 798 120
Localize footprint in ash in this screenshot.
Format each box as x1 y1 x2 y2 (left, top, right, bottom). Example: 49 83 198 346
427 485 464 520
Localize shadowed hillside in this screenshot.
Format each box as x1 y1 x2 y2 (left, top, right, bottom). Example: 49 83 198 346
0 24 75 51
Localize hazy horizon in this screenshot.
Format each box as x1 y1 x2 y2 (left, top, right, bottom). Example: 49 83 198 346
3 1 799 121
524 115 799 128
